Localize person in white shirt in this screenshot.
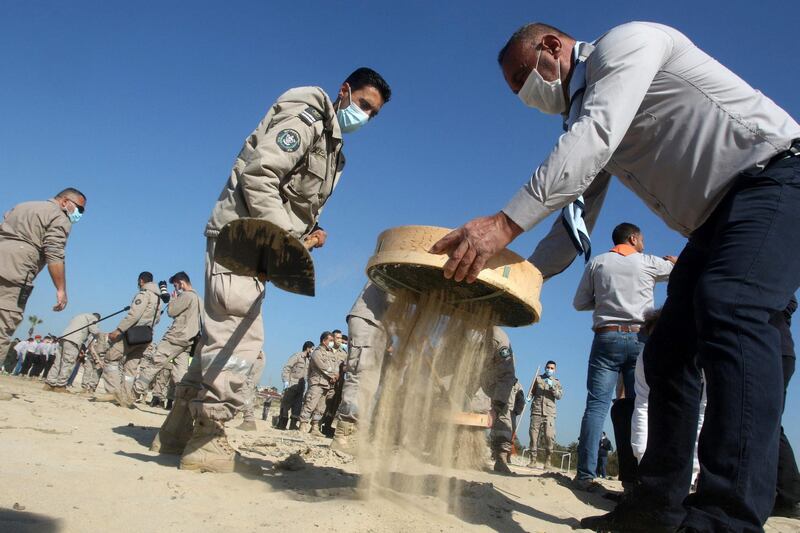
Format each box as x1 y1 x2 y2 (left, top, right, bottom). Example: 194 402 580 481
432 21 800 532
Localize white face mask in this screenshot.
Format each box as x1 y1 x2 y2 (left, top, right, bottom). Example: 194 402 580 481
518 49 566 115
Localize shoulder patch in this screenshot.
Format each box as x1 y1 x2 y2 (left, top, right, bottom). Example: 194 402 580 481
276 129 301 152
135 298 142 305
298 106 323 126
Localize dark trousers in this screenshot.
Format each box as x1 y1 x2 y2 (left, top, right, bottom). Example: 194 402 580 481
29 353 47 377
19 352 36 375
597 455 608 478
778 355 800 505
634 156 800 531
610 397 638 484
279 381 305 420
42 353 56 379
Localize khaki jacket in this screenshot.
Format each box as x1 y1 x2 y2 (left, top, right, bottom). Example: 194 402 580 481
482 327 518 404
530 375 563 418
205 86 345 247
0 200 71 286
308 345 339 386
88 332 110 364
281 351 310 385
161 289 201 347
117 282 161 332
61 312 100 347
347 281 392 330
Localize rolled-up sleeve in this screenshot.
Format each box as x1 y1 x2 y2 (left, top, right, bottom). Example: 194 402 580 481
43 217 70 264
502 23 674 231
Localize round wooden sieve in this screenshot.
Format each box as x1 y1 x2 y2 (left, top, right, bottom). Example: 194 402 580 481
366 225 543 327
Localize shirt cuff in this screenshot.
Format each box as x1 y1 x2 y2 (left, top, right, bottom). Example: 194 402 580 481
502 188 553 232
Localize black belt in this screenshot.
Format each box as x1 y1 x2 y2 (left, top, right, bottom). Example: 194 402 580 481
768 139 800 166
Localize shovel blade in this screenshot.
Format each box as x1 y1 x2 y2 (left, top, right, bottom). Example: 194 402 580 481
214 219 316 297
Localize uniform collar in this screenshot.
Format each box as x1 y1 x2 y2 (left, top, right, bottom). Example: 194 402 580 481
562 41 595 130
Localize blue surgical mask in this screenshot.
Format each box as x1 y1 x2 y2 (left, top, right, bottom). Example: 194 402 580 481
544 368 554 377
336 86 369 133
342 343 348 351
68 208 82 224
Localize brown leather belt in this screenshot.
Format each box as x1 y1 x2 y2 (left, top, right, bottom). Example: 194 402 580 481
594 324 641 333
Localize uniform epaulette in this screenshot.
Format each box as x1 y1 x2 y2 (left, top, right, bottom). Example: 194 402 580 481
298 106 323 126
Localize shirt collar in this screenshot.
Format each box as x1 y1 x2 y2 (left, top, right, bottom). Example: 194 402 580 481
610 244 639 256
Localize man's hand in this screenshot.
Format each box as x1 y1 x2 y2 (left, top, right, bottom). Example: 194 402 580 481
429 212 523 283
53 289 68 312
664 255 678 264
305 229 327 249
108 329 122 342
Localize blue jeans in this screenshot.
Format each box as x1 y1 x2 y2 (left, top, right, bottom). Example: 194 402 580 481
627 154 800 531
597 455 609 478
12 353 24 375
576 330 641 480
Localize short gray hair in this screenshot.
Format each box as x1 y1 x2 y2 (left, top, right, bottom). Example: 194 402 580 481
498 22 573 65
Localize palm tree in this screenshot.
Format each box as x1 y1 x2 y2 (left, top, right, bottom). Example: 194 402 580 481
27 315 44 337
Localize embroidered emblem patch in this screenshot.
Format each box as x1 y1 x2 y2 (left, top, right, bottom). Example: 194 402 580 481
276 129 301 152
135 299 142 305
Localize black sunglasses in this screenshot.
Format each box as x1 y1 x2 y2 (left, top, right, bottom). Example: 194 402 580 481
67 199 85 214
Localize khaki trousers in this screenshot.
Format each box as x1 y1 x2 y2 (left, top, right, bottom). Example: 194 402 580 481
152 368 171 398
81 355 102 391
336 316 387 424
46 340 81 387
529 413 556 456
132 339 190 397
0 279 25 370
490 381 522 453
180 239 265 421
99 337 149 396
300 381 332 422
241 352 265 422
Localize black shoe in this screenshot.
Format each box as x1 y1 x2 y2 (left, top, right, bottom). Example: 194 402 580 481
165 399 173 410
771 499 800 519
150 396 163 408
580 510 676 533
275 416 289 430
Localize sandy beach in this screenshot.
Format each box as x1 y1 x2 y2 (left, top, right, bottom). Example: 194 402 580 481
1 375 797 533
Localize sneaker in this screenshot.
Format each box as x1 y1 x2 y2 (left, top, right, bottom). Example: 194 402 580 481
573 477 605 493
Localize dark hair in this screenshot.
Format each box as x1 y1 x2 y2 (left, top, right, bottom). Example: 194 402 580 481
332 329 342 336
342 334 348 342
302 341 315 351
169 271 191 284
546 360 557 367
612 223 641 245
93 313 101 319
138 271 154 283
319 331 333 344
56 187 86 202
498 22 573 65
345 67 392 103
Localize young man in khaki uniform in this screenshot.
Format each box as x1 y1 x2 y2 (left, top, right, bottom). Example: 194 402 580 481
82 331 109 393
480 327 522 474
0 188 86 398
45 312 100 391
298 331 340 436
94 272 161 402
528 360 563 469
331 281 391 452
277 341 314 430
127 271 201 406
152 68 391 473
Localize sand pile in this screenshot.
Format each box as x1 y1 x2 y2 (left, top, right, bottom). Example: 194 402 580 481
359 289 497 513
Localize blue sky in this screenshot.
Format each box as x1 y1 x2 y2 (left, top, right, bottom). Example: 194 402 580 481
2 0 797 449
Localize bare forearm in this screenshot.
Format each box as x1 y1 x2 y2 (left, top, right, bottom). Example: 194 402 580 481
48 262 66 291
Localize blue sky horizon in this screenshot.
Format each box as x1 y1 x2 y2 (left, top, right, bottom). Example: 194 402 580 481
2 0 797 449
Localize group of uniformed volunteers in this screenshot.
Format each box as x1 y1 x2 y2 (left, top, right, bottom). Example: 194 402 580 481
1 17 799 532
